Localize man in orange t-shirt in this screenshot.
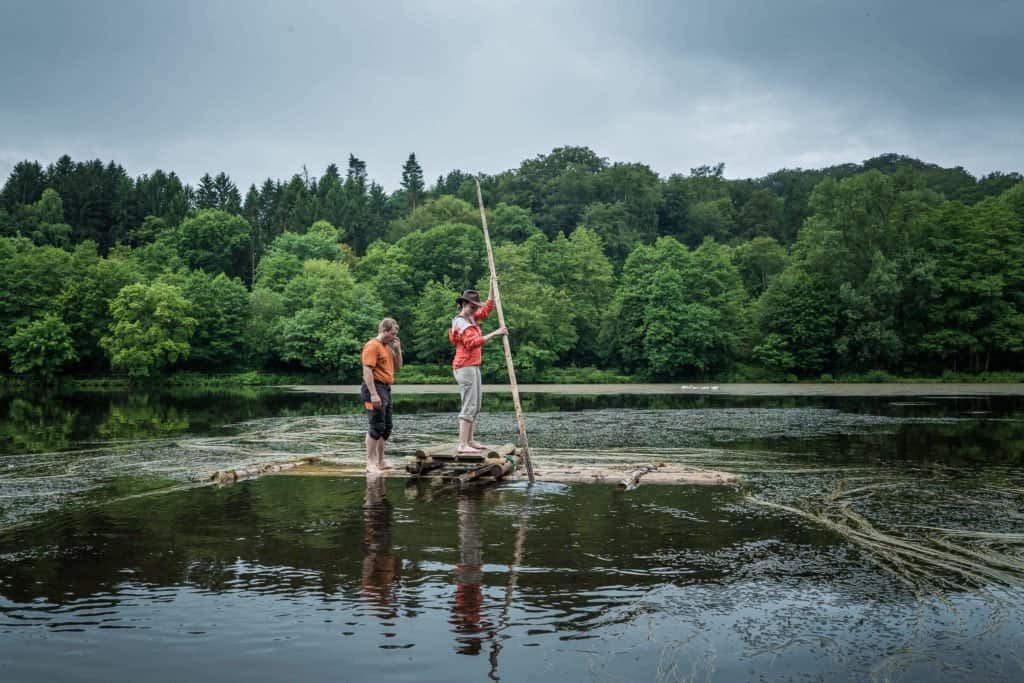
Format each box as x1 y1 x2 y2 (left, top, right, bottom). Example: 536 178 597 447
361 318 403 473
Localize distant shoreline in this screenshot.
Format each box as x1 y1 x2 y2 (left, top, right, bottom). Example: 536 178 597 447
281 383 1024 397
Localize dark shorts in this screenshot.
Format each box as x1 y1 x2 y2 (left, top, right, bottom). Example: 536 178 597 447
361 381 393 440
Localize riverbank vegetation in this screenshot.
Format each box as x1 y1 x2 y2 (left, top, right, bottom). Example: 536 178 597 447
1 148 1022 383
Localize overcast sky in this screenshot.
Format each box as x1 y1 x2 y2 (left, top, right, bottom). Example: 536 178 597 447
1 0 1021 192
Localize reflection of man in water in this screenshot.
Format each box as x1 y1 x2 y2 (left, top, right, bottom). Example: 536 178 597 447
450 494 492 655
361 475 400 611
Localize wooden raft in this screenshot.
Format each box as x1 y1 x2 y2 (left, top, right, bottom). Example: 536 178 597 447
406 442 519 488
207 451 739 490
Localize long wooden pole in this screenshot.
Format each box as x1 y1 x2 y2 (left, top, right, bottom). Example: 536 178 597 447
474 177 535 483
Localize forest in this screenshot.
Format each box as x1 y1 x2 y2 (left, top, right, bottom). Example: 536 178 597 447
1 147 1022 382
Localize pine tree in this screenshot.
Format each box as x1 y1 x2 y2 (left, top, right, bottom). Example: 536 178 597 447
401 153 424 211
358 181 389 254
242 184 261 285
256 178 280 254
347 154 368 191
1 160 46 208
164 172 190 225
212 172 242 214
196 173 217 209
318 163 342 204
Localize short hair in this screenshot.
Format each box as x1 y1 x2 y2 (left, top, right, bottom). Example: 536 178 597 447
379 317 399 332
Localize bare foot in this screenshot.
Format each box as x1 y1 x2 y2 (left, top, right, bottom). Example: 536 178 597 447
456 444 484 454
468 440 489 450
378 463 395 470
366 465 382 474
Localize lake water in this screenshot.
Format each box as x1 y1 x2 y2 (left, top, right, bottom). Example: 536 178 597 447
1 387 1023 682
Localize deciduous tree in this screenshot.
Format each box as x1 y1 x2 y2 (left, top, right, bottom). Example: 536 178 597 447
101 282 197 377
178 209 252 279
6 314 77 381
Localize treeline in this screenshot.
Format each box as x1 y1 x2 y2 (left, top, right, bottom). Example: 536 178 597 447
1 148 1022 381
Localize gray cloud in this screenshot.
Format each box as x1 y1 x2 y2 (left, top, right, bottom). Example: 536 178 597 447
1 0 1020 192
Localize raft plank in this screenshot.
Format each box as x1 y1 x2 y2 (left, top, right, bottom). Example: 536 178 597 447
456 459 514 486
530 465 737 486
405 458 446 476
414 442 517 462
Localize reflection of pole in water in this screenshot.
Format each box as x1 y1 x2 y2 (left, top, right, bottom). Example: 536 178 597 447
451 494 490 656
450 489 532 680
361 474 400 615
488 488 532 680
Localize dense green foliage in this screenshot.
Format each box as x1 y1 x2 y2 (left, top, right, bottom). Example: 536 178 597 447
101 282 197 377
0 149 1021 382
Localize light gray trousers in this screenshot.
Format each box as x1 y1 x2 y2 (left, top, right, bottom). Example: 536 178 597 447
454 365 482 422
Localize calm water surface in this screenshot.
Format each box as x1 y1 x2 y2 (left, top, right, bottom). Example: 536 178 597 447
1 388 1023 682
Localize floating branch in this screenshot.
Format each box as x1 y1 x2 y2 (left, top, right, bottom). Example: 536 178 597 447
210 457 320 485
618 464 661 491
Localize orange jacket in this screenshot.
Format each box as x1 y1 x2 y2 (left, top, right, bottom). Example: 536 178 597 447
449 299 495 369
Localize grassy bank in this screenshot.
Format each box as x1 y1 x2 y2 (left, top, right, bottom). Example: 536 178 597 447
0 365 635 391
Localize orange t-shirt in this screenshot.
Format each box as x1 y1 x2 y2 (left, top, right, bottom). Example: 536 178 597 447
361 338 395 385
